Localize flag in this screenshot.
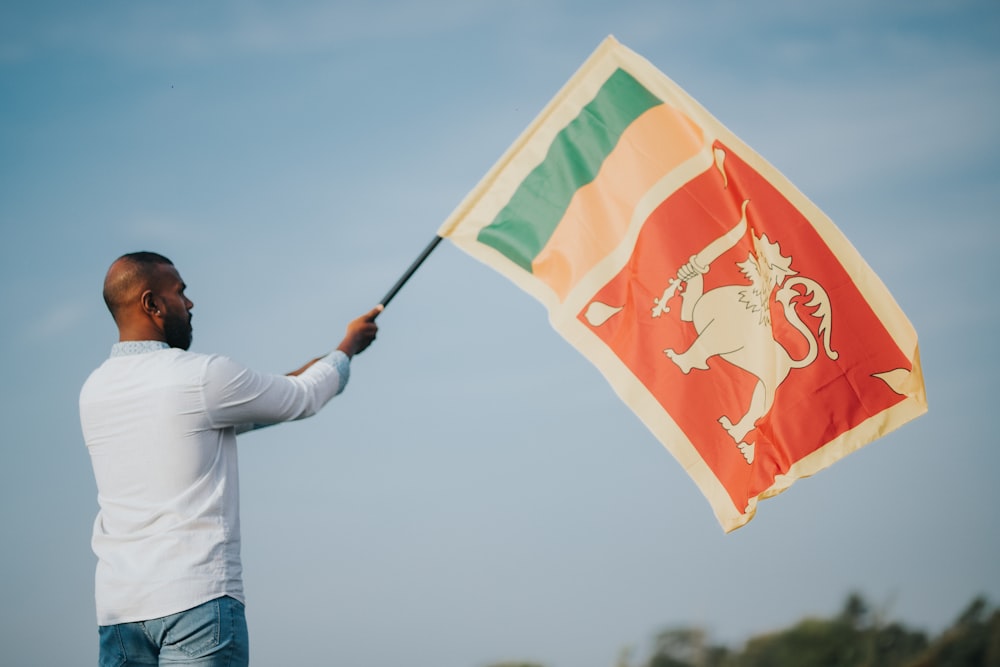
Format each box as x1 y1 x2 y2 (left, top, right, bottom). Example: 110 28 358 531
438 36 927 532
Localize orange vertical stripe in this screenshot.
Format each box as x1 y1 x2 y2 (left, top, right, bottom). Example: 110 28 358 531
531 103 704 300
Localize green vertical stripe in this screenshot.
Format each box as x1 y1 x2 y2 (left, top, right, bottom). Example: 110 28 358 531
477 68 662 271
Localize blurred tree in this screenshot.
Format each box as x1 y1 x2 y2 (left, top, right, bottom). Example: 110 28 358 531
987 608 1000 667
907 595 999 667
841 591 871 630
647 626 730 667
868 621 927 666
737 615 861 667
616 645 635 667
638 593 932 667
484 593 997 667
650 627 707 667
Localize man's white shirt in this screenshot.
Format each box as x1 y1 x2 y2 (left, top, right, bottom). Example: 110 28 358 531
80 341 349 625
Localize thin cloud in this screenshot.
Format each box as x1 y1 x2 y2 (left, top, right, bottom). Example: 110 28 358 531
28 300 89 339
1 1 511 64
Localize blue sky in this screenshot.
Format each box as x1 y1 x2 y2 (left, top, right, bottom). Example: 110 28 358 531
1 1 998 665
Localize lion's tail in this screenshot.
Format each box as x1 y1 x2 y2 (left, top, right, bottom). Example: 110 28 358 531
776 276 839 369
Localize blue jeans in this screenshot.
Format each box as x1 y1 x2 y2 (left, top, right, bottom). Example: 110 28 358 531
98 596 248 666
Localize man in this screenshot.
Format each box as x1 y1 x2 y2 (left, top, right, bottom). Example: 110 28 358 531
79 251 381 666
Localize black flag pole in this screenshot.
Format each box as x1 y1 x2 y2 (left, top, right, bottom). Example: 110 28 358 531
379 235 444 308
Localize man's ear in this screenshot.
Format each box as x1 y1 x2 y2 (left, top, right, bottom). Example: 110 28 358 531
141 290 159 316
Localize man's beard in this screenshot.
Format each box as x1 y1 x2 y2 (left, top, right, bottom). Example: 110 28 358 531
164 314 192 350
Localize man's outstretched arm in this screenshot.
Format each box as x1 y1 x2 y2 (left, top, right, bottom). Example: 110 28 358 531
214 305 383 431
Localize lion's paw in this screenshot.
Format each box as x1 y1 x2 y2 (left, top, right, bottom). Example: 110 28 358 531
719 415 753 443
664 348 695 374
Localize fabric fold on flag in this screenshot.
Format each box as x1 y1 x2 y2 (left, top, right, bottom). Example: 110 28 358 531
439 35 927 531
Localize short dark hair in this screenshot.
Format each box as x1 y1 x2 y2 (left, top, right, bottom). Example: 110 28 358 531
102 251 175 320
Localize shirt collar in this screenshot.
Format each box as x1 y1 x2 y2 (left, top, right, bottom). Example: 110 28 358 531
110 341 171 358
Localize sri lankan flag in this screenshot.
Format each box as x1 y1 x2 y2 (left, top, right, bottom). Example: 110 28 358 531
438 36 927 531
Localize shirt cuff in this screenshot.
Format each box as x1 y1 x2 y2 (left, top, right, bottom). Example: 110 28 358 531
319 350 351 394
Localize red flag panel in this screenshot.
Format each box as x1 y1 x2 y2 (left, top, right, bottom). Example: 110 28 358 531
580 141 912 513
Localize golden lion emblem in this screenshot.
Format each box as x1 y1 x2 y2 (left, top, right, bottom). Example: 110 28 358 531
654 200 838 464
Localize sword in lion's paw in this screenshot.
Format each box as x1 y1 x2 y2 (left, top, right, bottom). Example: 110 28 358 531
651 199 751 318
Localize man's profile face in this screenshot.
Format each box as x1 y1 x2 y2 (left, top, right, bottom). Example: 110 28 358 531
152 264 194 350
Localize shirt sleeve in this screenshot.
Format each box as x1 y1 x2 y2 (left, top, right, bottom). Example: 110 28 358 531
203 351 350 431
